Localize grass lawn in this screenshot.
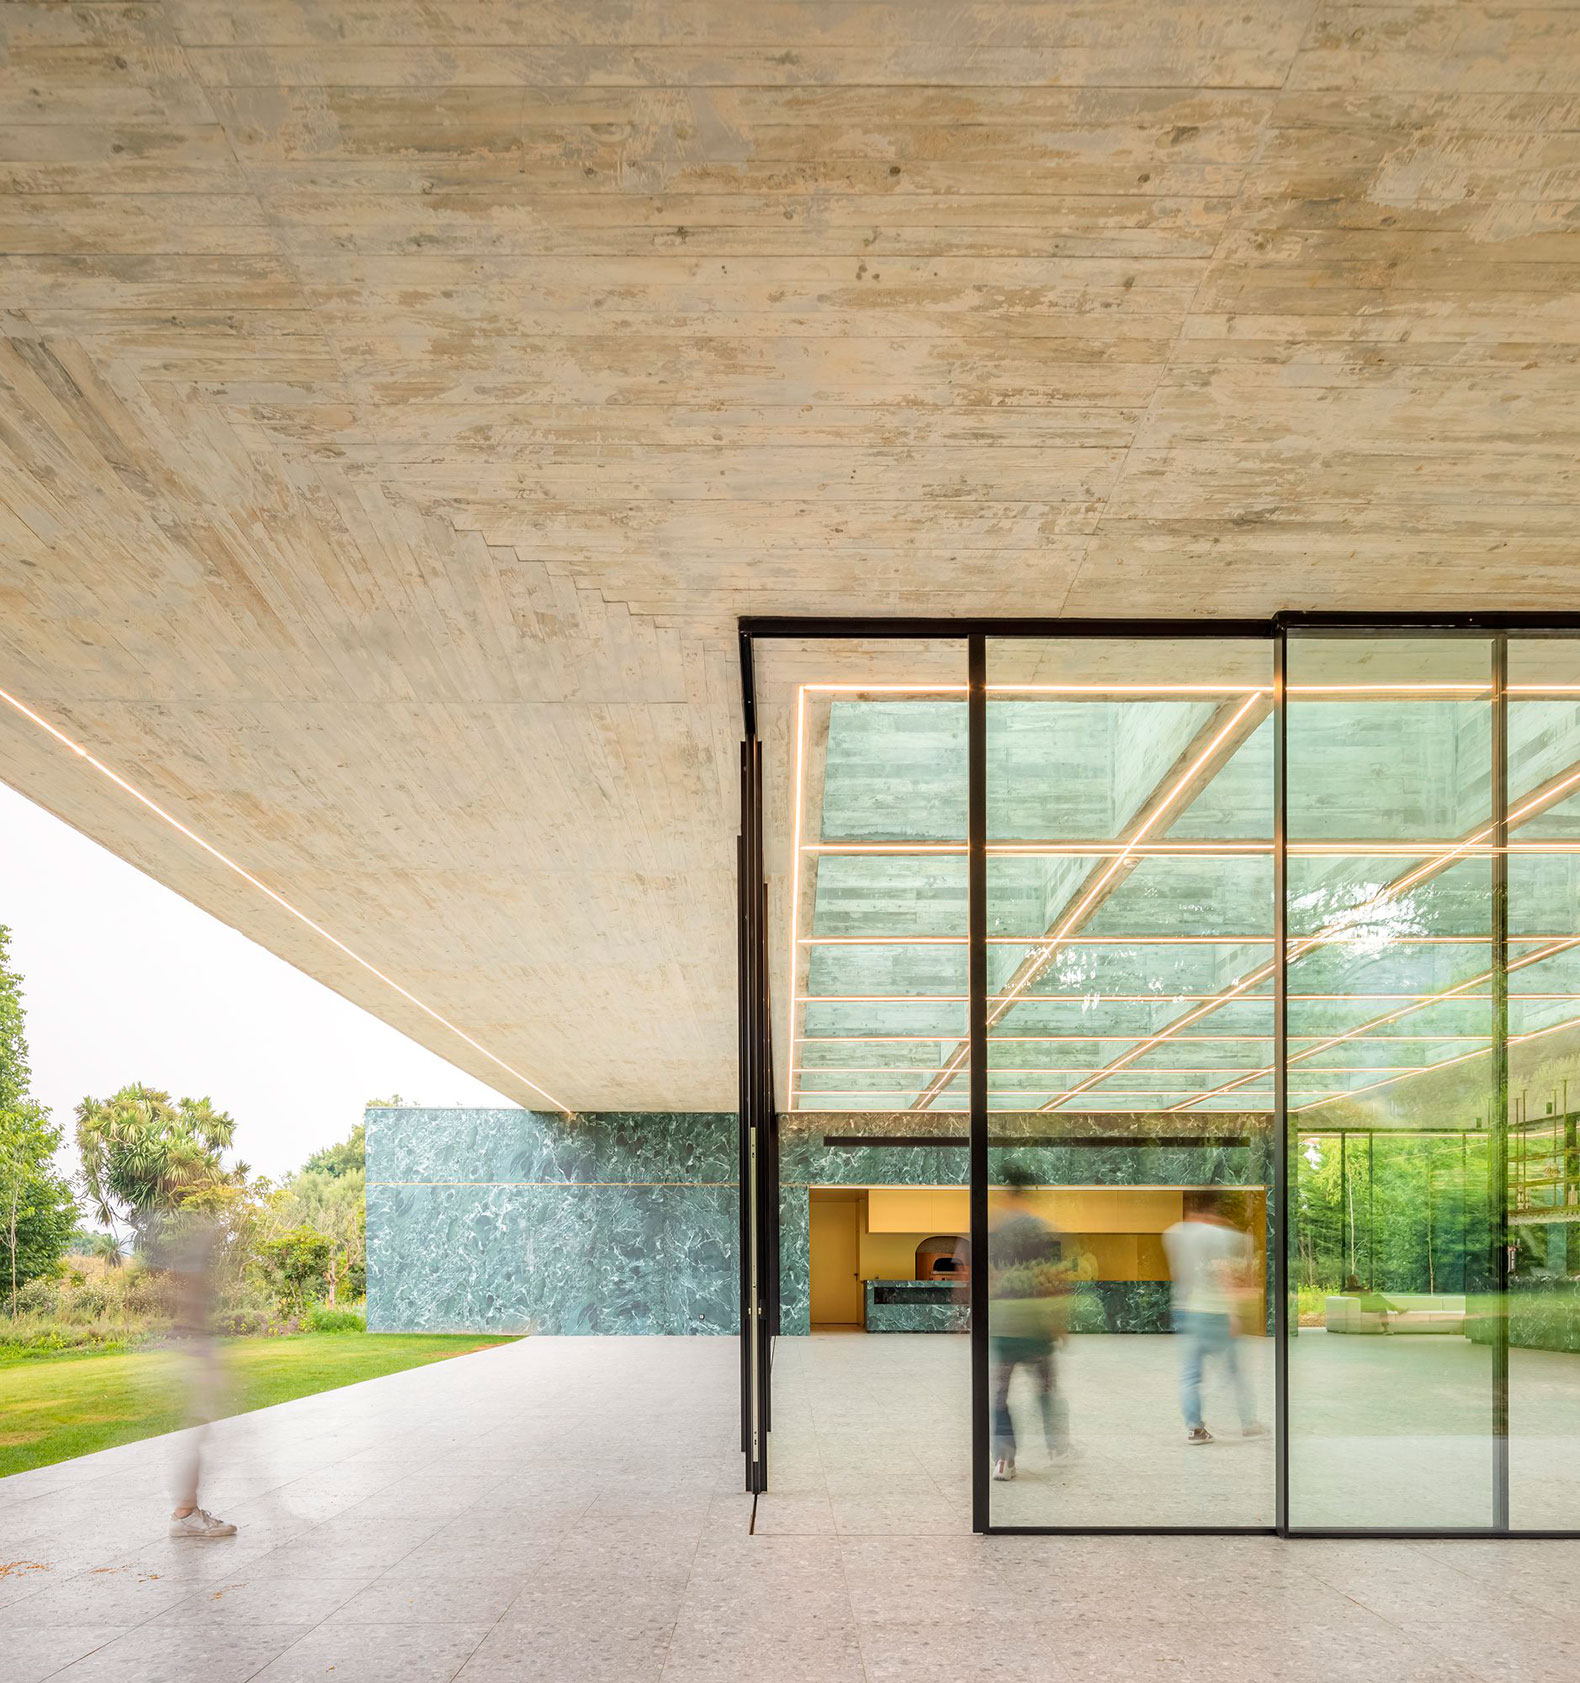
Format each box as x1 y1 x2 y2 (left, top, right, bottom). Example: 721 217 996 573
0 1333 516 1480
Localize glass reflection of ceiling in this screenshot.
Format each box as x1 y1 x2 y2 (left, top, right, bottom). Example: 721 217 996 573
788 666 1580 1119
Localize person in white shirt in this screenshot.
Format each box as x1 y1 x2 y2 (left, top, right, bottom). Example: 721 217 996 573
1161 1192 1266 1445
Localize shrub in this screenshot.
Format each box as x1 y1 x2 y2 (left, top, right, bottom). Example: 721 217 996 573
14 1275 59 1316
302 1303 365 1334
6 1256 177 1332
0 1314 153 1357
215 1307 273 1337
257 1225 333 1318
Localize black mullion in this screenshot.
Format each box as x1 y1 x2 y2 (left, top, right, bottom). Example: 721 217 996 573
968 633 989 1535
1274 629 1290 1535
737 719 770 1496
1492 633 1510 1531
737 748 756 1483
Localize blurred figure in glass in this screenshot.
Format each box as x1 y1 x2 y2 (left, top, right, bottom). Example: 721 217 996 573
1162 1190 1266 1445
988 1162 1071 1480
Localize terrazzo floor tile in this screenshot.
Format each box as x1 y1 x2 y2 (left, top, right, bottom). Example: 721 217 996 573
43 1621 315 1683
148 1573 372 1627
6 1565 211 1628
7 1334 1580 1683
455 1616 675 1682
6 1625 130 1683
250 1619 491 1683
658 1617 868 1683
334 1570 527 1625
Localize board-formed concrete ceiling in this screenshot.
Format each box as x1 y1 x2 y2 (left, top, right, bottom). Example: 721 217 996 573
1 3 1578 1111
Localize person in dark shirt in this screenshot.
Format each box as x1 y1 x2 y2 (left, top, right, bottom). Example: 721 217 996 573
988 1162 1071 1480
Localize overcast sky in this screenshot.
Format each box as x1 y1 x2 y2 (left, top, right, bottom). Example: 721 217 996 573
0 780 513 1185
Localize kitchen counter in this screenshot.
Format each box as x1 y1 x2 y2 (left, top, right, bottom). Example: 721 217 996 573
864 1278 969 1333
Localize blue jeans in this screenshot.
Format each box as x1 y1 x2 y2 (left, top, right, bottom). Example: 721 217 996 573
990 1336 1067 1463
1175 1310 1255 1431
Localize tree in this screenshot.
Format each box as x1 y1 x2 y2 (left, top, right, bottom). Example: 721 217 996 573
267 1164 365 1306
258 1225 333 1318
304 1121 365 1179
66 1228 130 1268
0 926 77 1314
75 1085 241 1254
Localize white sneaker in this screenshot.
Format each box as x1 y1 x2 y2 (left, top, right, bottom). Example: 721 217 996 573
992 1457 1015 1481
169 1507 237 1539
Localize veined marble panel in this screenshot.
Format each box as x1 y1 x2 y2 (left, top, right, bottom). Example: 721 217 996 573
366 1108 737 1335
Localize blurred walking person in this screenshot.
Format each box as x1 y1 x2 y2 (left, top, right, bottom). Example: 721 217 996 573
153 1211 237 1539
1162 1192 1266 1445
988 1163 1071 1480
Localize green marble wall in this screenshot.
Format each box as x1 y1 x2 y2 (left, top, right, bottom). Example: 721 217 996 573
780 1113 1272 1335
366 1106 1272 1339
366 1107 737 1335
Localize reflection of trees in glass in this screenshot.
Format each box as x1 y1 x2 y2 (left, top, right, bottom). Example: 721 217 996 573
1296 1132 1490 1295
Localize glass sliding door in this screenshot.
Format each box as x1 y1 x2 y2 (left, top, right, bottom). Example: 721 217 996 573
744 616 1580 1537
980 637 1275 1528
1284 634 1498 1531
754 638 972 1524
1506 636 1580 1530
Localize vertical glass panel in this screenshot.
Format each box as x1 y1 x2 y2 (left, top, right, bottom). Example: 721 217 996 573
755 640 971 1526
984 638 1274 1527
1286 635 1496 1531
1507 637 1580 1530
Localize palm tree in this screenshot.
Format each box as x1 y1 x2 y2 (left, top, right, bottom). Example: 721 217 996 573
75 1085 237 1251
88 1228 129 1269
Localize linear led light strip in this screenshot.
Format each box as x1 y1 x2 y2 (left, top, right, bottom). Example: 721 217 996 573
906 692 1269 1112
803 684 1264 695
1378 766 1580 899
1039 761 1580 1112
1168 936 1580 1110
803 683 1576 695
793 1065 1329 1075
1292 1008 1580 1113
784 683 809 1109
799 934 1565 947
0 687 576 1117
796 1032 1488 1043
796 991 1546 1004
801 934 1269 944
802 934 1272 945
798 1032 1267 1043
800 1089 1281 1100
804 842 1580 855
794 1066 1429 1083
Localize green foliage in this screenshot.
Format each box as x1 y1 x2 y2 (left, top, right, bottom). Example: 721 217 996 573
214 1306 275 1338
1 1168 76 1306
266 1162 365 1307
0 1256 176 1355
0 924 33 1114
76 1229 130 1268
258 1224 333 1318
0 926 78 1312
305 1121 365 1179
75 1084 241 1251
1293 1132 1493 1297
303 1303 366 1333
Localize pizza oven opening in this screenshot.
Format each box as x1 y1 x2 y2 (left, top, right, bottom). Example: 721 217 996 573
915 1234 970 1281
